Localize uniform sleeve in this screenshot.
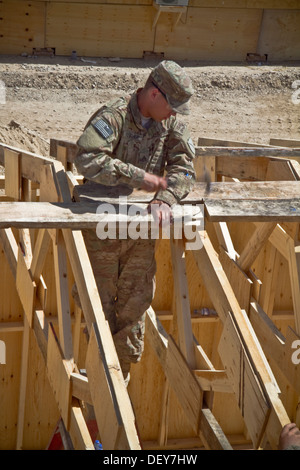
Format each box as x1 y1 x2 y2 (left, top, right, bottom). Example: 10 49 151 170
155 121 196 206
75 107 145 188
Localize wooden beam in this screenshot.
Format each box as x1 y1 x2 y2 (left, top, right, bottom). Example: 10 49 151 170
47 323 73 429
205 198 300 222
62 228 141 450
249 300 300 395
86 324 141 450
195 147 300 158
170 237 196 367
192 230 290 448
145 308 232 450
16 245 36 327
4 148 21 200
194 370 232 393
53 230 74 361
16 229 32 450
218 311 271 447
1 197 300 230
237 223 277 272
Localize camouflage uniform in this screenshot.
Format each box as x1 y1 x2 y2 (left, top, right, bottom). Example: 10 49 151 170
74 61 195 382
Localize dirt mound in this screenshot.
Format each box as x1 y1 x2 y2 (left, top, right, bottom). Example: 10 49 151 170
1 62 299 95
0 56 299 151
0 120 50 155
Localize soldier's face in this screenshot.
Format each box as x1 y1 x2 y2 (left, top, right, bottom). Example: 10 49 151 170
150 89 176 122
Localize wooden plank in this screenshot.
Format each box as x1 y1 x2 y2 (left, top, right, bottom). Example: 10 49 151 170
198 137 279 148
4 148 21 200
205 198 300 222
219 247 253 311
30 229 51 282
0 217 92 450
32 307 94 450
0 228 18 279
215 155 270 180
260 245 279 316
200 408 232 450
192 230 290 447
194 370 232 393
16 228 32 450
257 9 300 61
16 246 36 327
68 399 94 450
270 138 300 148
237 223 277 272
62 228 141 450
1 182 300 229
39 163 61 202
29 178 300 204
70 372 91 405
145 308 232 450
0 0 46 55
53 230 73 361
165 336 203 434
288 244 300 334
46 323 72 429
195 147 300 158
213 222 236 260
75 180 300 203
249 301 300 395
85 324 141 450
46 3 154 58
170 237 196 367
57 145 68 170
16 313 30 450
0 143 54 182
266 160 297 181
154 7 262 61
50 138 78 164
218 312 271 448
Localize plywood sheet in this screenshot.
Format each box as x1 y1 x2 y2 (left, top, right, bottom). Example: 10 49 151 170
154 7 262 61
0 1 45 54
257 9 300 60
46 3 155 58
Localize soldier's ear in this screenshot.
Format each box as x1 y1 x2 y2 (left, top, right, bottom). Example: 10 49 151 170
149 86 160 102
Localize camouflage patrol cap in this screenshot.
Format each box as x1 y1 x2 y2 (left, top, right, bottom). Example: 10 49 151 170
150 60 194 115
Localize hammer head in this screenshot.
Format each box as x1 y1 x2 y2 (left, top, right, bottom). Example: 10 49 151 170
203 166 211 194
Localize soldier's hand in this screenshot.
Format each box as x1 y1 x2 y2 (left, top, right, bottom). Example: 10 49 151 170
279 423 300 450
141 173 167 192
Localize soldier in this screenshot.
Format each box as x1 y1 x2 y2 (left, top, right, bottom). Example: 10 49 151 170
74 60 196 384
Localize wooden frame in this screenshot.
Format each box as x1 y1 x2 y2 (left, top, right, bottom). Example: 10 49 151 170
0 138 299 449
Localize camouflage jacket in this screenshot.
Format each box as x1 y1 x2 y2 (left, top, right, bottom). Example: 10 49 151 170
75 91 195 206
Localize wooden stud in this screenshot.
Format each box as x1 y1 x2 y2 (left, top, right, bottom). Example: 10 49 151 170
218 311 271 448
4 148 21 200
16 246 36 327
145 308 232 450
237 223 277 273
86 324 141 450
170 237 196 367
192 230 290 448
53 230 73 361
46 323 73 429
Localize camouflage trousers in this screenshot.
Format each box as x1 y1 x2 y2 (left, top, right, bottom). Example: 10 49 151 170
75 229 156 381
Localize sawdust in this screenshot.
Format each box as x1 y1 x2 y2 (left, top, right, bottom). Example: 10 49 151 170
0 54 299 157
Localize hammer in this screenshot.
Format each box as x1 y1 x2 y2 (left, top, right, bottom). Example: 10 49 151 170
203 166 211 194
